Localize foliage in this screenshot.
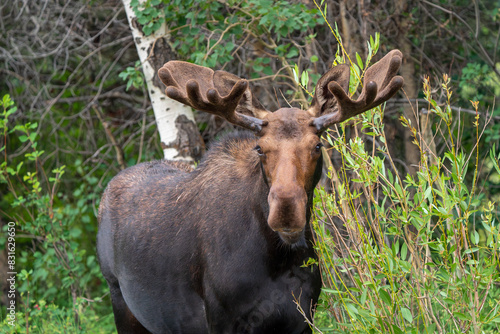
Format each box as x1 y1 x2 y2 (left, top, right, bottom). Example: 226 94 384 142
0 94 111 329
121 0 323 101
460 63 500 104
130 0 321 67
119 60 145 91
1 2 160 329
289 6 500 331
0 296 116 333
307 69 500 333
459 62 500 145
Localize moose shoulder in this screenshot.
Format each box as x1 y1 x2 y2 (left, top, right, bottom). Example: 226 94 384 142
97 50 404 334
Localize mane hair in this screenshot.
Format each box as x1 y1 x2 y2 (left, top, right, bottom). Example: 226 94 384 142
177 131 262 200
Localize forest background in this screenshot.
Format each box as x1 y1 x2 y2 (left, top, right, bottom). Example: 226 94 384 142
0 0 499 333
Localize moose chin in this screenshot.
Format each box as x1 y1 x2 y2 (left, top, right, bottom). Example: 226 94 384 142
97 50 404 334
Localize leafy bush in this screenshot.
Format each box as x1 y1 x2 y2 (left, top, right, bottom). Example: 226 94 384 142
307 71 500 334
0 297 116 334
130 0 321 67
0 95 112 331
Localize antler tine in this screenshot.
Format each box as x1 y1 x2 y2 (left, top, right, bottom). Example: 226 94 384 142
312 50 404 132
158 61 268 133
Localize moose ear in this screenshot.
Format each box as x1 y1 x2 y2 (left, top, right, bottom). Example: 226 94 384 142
308 64 350 117
213 70 268 119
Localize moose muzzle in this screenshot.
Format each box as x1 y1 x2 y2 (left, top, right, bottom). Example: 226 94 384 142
267 185 308 244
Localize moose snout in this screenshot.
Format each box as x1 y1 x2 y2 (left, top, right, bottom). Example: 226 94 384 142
267 185 308 244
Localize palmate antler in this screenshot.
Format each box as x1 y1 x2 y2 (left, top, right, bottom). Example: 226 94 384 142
158 61 269 132
310 50 404 132
158 50 404 134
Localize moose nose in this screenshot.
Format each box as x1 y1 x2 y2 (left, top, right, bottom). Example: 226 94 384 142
267 185 308 235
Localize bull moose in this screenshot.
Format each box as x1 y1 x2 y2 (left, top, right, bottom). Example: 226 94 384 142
97 50 404 333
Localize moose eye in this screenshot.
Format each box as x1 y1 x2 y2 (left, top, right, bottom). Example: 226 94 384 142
254 145 264 156
314 143 323 152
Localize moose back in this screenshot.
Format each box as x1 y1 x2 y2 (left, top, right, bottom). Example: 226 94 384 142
97 50 403 333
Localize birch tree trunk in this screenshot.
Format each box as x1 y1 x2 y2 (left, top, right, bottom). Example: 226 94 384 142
122 0 204 161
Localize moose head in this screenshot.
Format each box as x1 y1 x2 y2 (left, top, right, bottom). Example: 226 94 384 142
158 50 403 244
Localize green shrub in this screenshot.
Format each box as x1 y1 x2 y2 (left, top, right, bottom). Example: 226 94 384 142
0 297 116 333
0 94 113 331
308 75 500 333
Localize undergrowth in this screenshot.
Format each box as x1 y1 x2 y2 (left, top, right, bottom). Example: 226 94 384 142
288 3 500 333
309 77 500 334
295 24 500 334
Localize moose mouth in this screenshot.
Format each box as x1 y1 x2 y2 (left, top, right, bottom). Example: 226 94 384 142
277 229 306 246
267 197 306 246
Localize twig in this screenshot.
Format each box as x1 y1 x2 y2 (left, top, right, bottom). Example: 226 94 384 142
93 106 126 170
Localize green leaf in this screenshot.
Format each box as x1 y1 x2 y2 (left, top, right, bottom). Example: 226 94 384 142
454 312 471 321
86 255 95 267
471 230 479 245
225 41 234 52
16 161 23 173
263 66 273 76
401 242 408 260
401 307 413 323
293 64 299 83
379 289 392 306
286 47 298 58
2 94 11 106
322 288 344 295
300 70 309 87
143 25 153 35
360 287 368 304
6 106 17 117
137 16 149 25
356 52 364 70
253 64 264 72
391 324 404 334
29 132 37 142
490 145 500 174
345 303 359 318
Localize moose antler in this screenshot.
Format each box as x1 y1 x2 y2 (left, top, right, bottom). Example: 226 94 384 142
310 50 404 132
158 61 268 132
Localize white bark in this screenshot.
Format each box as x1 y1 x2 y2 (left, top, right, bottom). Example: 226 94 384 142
122 0 196 161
